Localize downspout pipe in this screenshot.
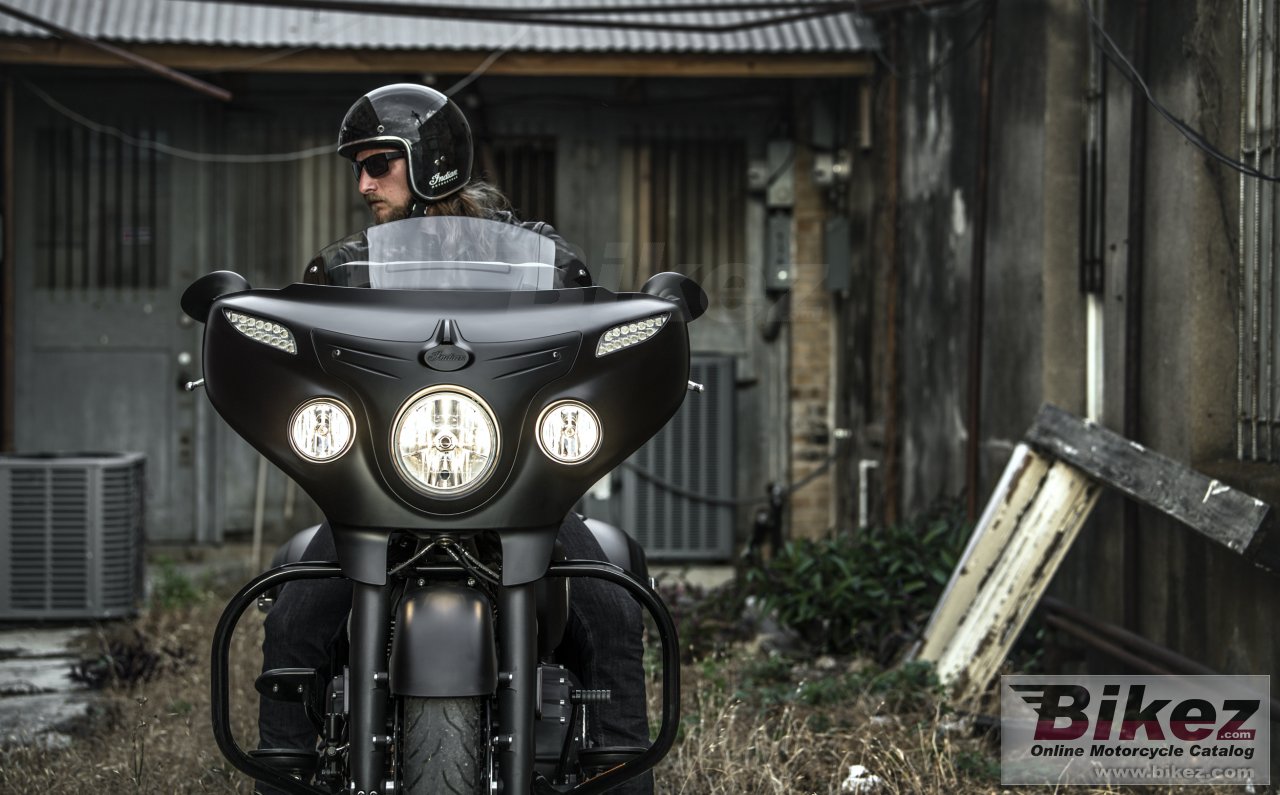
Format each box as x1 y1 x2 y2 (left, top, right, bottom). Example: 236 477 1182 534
965 1 998 522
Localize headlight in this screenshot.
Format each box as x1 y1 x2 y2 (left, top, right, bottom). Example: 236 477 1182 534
392 386 499 496
596 313 669 357
289 399 355 462
225 310 297 354
537 400 602 464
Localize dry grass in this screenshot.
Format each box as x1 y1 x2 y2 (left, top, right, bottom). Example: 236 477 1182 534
0 594 263 794
658 646 1262 795
0 584 1259 795
657 650 991 795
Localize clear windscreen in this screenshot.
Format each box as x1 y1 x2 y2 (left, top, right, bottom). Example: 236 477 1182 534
307 216 564 290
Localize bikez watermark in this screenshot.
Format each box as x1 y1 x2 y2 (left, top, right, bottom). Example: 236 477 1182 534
1000 675 1269 786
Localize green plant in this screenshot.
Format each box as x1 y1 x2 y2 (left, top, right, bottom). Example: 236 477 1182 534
746 502 969 659
148 557 202 610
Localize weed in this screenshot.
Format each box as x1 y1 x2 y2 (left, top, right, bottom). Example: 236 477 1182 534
746 502 970 661
149 556 205 610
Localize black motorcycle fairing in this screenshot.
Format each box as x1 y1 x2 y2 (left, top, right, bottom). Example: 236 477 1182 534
390 583 498 698
499 526 560 586
331 525 394 585
583 518 649 580
202 285 690 536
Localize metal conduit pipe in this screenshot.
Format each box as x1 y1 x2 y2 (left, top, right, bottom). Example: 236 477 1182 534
1041 598 1280 720
1042 596 1217 675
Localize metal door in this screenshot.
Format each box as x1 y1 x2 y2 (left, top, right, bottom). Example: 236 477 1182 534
13 82 218 542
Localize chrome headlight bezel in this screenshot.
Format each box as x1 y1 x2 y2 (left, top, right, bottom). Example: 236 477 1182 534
536 400 603 465
288 398 357 463
390 385 501 498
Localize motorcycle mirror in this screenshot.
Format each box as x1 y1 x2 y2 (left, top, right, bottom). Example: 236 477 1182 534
181 271 252 323
640 272 709 322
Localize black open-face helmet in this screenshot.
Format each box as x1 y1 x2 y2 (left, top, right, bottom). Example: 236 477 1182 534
337 83 473 202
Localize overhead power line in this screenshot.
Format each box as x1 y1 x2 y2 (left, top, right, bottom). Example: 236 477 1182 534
1080 0 1280 183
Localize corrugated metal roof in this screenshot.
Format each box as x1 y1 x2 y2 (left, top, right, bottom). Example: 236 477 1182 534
0 0 878 53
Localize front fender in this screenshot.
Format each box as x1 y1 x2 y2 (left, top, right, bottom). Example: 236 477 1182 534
389 584 497 697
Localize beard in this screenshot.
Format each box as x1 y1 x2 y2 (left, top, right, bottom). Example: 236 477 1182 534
366 195 411 224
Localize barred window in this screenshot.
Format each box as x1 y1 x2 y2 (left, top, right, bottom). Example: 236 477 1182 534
484 137 557 227
34 121 165 291
618 139 747 307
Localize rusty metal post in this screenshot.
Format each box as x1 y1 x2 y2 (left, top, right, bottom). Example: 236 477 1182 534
1122 0 1150 634
882 15 902 526
965 0 997 522
2 72 11 452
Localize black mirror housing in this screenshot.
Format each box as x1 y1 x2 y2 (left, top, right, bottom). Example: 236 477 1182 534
640 272 708 322
182 271 252 323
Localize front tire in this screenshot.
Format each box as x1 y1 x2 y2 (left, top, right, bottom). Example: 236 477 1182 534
402 697 485 795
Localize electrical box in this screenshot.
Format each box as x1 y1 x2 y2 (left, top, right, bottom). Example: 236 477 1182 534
764 140 794 208
824 217 852 292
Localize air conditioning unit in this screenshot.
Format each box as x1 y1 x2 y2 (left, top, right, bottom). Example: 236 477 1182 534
0 452 145 620
622 356 735 561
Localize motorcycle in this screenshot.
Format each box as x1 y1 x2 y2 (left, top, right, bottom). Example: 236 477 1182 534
182 215 708 795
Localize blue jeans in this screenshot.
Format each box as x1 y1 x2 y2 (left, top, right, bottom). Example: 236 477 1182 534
257 514 653 794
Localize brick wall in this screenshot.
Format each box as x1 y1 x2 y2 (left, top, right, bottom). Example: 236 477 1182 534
788 127 835 539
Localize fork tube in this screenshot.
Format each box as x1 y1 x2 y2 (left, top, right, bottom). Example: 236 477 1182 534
349 581 391 793
497 582 537 793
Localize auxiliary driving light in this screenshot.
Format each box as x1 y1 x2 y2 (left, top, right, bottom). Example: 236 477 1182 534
224 310 297 354
393 386 500 496
289 398 356 462
595 313 669 357
537 400 602 465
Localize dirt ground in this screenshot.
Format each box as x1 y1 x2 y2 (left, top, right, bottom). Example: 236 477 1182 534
0 582 1260 795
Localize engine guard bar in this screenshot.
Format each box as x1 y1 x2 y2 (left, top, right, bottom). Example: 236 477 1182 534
210 560 681 795
211 562 344 795
540 560 681 795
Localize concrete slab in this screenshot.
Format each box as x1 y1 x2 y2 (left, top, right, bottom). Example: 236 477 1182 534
0 657 82 695
0 625 97 748
0 627 81 659
0 692 92 750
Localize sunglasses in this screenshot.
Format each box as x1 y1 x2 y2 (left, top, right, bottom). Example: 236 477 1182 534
351 151 405 180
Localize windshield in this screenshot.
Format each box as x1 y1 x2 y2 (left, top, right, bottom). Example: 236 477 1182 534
306 216 564 290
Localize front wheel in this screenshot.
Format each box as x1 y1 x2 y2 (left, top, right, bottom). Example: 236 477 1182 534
402 697 486 795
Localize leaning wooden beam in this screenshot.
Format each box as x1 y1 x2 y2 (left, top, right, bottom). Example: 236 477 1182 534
916 403 1277 703
1025 403 1276 567
916 443 1100 702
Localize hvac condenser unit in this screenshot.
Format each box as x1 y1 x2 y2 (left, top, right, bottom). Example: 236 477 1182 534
623 356 735 560
0 452 145 620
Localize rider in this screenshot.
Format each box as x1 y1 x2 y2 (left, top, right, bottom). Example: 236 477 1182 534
256 83 652 795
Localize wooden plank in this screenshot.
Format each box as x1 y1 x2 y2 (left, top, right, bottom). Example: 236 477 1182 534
916 444 1044 661
1025 403 1273 559
918 447 1101 702
0 39 874 77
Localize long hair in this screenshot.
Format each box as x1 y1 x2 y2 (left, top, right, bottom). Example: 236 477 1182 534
423 180 512 219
